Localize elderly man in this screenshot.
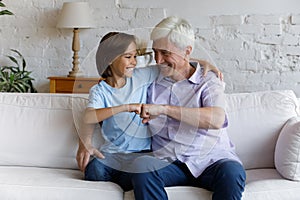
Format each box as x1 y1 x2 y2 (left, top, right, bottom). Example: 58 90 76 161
131 16 246 200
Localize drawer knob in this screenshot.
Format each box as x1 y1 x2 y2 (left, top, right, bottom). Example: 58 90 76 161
78 84 83 88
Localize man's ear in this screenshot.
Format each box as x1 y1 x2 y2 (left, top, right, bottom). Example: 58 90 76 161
184 45 193 60
185 45 193 56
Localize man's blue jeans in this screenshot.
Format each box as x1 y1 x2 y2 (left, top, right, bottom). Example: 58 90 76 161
131 156 246 200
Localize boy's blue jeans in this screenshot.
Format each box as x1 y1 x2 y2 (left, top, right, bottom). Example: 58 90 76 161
84 152 141 191
85 154 246 200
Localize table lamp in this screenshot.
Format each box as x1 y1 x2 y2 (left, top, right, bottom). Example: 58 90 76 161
57 2 95 77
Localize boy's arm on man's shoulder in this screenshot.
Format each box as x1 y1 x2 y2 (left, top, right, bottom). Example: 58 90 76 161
190 58 223 81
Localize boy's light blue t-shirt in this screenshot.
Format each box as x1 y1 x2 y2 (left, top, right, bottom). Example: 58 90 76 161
88 66 159 153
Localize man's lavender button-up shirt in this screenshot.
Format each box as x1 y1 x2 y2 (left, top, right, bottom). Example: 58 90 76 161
147 62 242 177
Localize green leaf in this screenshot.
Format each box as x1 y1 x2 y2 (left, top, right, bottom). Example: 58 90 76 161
29 81 37 93
10 49 19 54
15 82 27 92
0 2 5 7
0 82 7 86
0 10 13 15
3 66 19 73
22 57 26 71
7 56 19 67
10 49 27 71
10 49 22 58
16 51 26 71
9 74 14 83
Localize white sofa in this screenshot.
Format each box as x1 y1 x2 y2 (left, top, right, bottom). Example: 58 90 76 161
0 90 299 200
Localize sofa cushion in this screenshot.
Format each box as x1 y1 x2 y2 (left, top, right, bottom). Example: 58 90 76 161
0 166 123 200
225 90 299 169
124 169 300 200
243 168 300 200
275 116 300 181
124 186 212 200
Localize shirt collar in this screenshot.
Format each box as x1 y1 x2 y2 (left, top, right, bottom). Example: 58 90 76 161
188 62 203 84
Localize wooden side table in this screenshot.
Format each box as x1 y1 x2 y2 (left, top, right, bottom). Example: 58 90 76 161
48 76 100 94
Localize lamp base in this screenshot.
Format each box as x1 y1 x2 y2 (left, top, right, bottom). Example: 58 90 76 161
67 70 84 77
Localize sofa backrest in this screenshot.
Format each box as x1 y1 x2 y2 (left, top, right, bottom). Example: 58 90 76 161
0 90 298 171
225 90 299 170
0 93 88 169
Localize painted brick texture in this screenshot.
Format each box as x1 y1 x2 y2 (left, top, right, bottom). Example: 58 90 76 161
0 0 299 96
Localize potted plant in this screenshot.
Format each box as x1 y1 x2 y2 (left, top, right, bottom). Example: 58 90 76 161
0 49 37 92
0 1 36 92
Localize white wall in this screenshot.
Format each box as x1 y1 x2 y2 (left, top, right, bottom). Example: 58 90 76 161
0 0 300 96
120 0 300 15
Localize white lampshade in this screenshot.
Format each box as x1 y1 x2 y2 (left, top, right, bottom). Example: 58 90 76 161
57 2 95 28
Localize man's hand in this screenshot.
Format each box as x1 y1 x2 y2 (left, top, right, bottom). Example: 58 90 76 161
76 140 105 172
191 58 223 81
140 104 165 123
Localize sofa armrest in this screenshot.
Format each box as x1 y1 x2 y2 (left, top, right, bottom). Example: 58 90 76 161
275 116 300 181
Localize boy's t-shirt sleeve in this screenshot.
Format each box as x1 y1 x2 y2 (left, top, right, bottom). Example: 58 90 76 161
136 65 159 83
87 84 104 109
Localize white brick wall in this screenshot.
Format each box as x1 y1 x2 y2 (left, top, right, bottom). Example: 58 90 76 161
0 0 299 97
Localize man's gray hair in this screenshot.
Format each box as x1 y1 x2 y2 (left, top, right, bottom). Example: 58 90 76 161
150 16 195 50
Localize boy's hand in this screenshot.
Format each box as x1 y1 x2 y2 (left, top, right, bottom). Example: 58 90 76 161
76 141 104 172
127 103 142 114
191 58 223 81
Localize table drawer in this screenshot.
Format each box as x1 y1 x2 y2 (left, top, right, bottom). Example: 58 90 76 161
48 77 99 93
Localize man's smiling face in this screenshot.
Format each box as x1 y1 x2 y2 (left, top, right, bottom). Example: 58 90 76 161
152 37 189 79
